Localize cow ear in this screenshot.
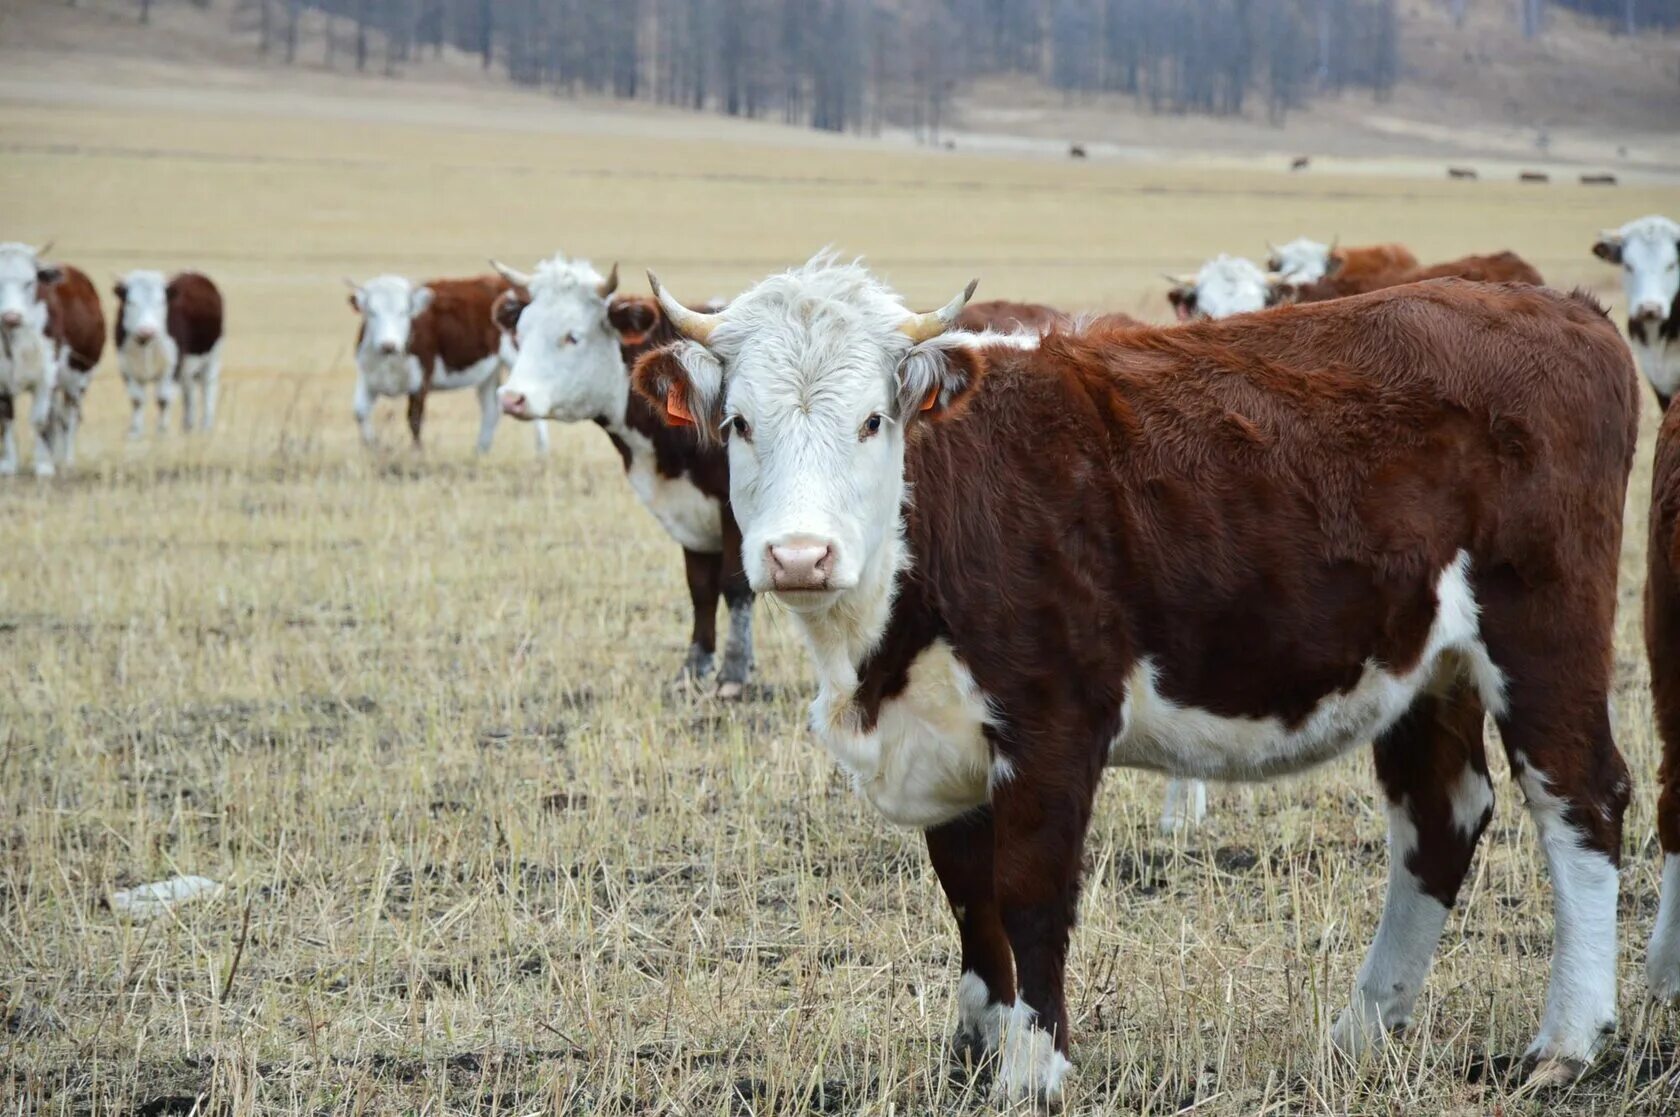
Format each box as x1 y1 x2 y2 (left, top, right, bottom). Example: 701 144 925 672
347 291 363 313
1592 235 1624 264
632 342 723 440
898 339 985 425
114 281 128 300
1323 253 1345 277
607 298 659 343
409 285 434 317
493 292 526 333
1166 286 1196 321
36 265 63 285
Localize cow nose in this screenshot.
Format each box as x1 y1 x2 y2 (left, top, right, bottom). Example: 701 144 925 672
768 537 836 591
1633 301 1668 322
135 328 156 344
378 340 399 355
499 390 530 419
0 311 20 329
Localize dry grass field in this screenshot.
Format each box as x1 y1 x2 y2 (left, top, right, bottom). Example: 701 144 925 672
2 65 1679 1116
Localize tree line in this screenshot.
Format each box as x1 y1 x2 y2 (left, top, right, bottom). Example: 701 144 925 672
229 0 1676 135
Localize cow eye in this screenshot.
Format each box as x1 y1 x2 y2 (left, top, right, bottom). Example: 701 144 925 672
859 414 884 440
730 415 752 442
561 331 580 347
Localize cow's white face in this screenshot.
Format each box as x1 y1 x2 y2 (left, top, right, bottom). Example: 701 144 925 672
117 270 169 346
1268 238 1332 283
639 259 975 611
497 257 622 423
1596 215 1680 325
350 275 432 357
1190 255 1275 319
0 243 53 340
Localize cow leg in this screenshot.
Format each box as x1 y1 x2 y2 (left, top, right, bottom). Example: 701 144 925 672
1159 778 1207 832
179 368 198 433
988 741 1095 1105
1653 677 1680 999
532 419 551 456
353 376 375 447
1482 593 1627 1084
57 400 79 467
124 376 146 439
679 547 721 684
406 391 426 452
1332 676 1490 1058
474 375 499 454
0 394 15 474
156 374 178 435
715 513 753 700
29 388 54 477
925 810 1014 1064
201 350 221 433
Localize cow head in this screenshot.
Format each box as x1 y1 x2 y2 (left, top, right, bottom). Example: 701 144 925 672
0 242 58 339
346 275 433 357
1594 215 1680 327
1168 255 1284 321
492 256 623 423
115 269 170 347
632 255 979 608
1266 237 1336 284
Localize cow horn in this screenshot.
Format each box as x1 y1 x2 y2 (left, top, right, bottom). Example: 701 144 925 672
343 276 361 292
1162 272 1195 287
490 259 532 288
648 271 721 344
597 262 619 299
35 240 54 259
899 279 979 343
1327 234 1340 255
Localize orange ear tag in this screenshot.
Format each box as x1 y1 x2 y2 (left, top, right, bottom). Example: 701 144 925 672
920 386 940 413
666 384 696 428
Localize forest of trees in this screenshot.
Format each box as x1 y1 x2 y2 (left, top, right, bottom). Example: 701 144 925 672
229 0 1678 136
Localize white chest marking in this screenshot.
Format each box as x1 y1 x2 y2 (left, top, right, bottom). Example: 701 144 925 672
119 335 179 385
618 427 724 554
431 353 503 392
1632 332 1680 401
1109 551 1505 780
815 638 995 829
0 328 58 396
359 350 421 397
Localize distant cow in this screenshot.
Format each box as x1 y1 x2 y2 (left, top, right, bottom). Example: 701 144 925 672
1290 155 1311 171
1284 250 1544 304
1164 255 1278 320
1448 166 1479 180
1581 173 1618 186
1068 144 1087 160
115 270 224 436
1592 215 1679 407
347 273 543 454
0 242 104 476
1519 170 1551 184
636 258 1637 1102
492 255 751 697
1266 238 1419 286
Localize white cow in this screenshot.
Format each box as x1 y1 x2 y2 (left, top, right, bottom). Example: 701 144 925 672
0 242 104 476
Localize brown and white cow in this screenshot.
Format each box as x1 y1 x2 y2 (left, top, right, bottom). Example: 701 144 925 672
115 270 224 436
347 272 546 454
1266 238 1419 286
0 242 104 476
1592 215 1679 408
492 255 752 696
1285 250 1545 304
635 257 1637 1103
1644 405 1680 1003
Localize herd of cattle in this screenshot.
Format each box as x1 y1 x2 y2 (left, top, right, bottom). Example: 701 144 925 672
3 213 1680 1103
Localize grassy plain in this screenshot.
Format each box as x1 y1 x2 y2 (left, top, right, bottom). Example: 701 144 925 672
1 77 1677 1115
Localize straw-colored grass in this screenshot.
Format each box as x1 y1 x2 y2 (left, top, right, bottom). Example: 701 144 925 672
1 84 1676 1115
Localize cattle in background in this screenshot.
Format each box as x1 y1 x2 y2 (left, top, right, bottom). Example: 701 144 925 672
1592 214 1679 408
1266 238 1419 286
115 270 224 436
1164 255 1278 320
346 272 541 454
636 257 1637 1103
1283 250 1544 305
0 242 104 476
492 255 752 697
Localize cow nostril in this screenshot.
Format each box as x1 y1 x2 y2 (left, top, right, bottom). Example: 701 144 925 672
768 539 837 589
379 341 399 355
499 392 527 417
0 312 20 328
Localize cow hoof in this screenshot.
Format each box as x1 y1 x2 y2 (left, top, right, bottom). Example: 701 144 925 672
0 462 15 477
1523 1053 1588 1089
1158 778 1207 834
993 1003 1071 1108
33 462 54 479
714 680 745 702
1522 1024 1610 1088
953 972 1005 1067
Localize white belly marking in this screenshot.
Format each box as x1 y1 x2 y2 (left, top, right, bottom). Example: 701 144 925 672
620 428 723 553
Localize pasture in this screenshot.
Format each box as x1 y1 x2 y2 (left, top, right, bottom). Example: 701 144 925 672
1 86 1677 1115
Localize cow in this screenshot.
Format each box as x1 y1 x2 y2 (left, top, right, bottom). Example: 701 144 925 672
0 242 104 476
1447 166 1479 180
1284 250 1544 305
346 272 545 454
1164 255 1278 320
633 256 1638 1104
114 270 224 436
1581 173 1618 186
1265 239 1419 287
1519 170 1551 184
1645 406 1680 1004
491 255 752 697
1592 215 1679 408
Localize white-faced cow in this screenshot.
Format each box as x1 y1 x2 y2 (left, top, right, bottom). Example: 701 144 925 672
1593 215 1679 408
0 242 105 476
634 256 1637 1104
347 273 546 454
114 270 224 436
492 255 752 696
1164 255 1278 320
1266 238 1419 286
